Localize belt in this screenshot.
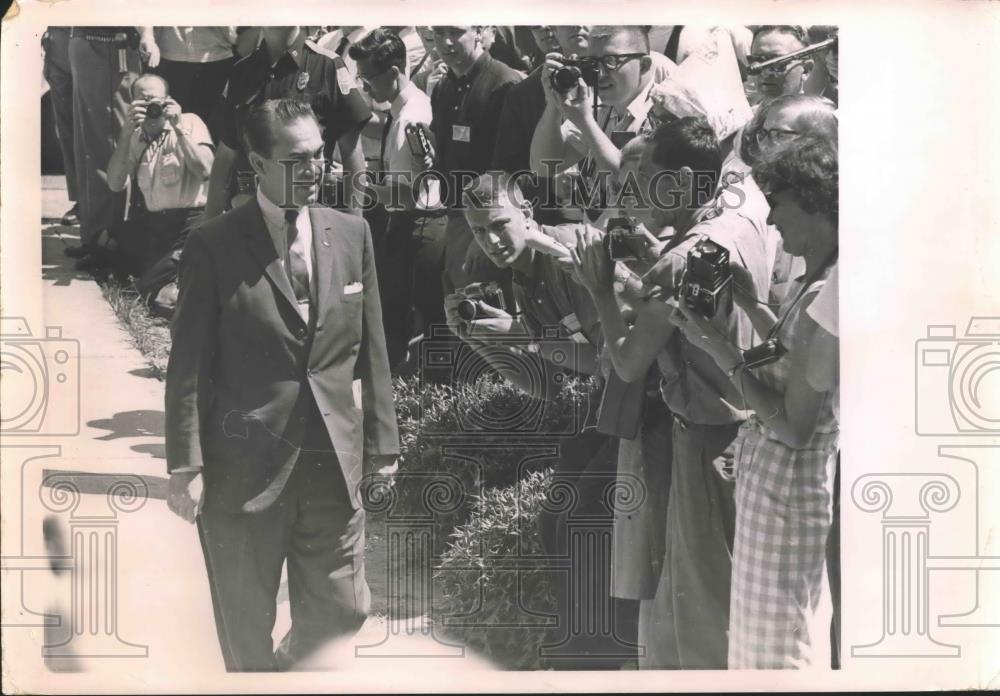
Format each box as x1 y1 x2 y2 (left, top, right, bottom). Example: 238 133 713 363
70 29 131 44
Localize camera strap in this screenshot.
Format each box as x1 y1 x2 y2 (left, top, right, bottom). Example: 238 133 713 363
766 249 838 340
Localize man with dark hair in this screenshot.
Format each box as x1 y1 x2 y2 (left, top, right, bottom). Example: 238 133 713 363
203 26 371 220
429 26 522 292
572 116 773 668
165 99 399 671
349 28 448 369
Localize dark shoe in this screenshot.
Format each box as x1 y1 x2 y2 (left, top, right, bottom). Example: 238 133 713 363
60 204 80 226
63 243 92 259
74 249 113 272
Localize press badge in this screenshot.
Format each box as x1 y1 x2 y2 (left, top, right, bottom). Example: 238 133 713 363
452 124 471 143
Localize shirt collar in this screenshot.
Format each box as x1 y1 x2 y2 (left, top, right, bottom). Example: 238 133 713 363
257 187 307 233
390 81 420 119
622 78 655 122
452 50 490 84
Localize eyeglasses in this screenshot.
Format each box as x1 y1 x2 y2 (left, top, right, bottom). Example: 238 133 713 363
748 55 803 78
756 127 800 145
585 53 646 72
357 66 393 90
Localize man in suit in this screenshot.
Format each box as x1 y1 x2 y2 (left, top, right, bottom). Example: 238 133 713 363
165 98 399 671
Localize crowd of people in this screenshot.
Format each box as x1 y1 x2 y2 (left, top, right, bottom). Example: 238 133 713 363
44 24 840 671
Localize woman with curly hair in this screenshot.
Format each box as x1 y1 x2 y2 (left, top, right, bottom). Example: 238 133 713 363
667 134 839 668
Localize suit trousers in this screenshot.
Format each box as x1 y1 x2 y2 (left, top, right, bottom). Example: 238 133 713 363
69 36 140 246
380 210 448 367
43 28 78 201
538 427 639 669
197 436 370 671
638 420 739 669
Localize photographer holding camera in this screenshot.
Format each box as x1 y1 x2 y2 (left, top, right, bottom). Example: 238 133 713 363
104 73 214 278
445 173 647 668
666 135 838 669
571 116 772 668
529 26 674 221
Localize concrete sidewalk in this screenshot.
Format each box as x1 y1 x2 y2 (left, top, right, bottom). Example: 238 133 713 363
4 179 457 689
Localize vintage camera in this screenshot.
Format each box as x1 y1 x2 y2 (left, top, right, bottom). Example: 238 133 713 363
457 281 508 321
678 238 733 319
741 337 787 370
549 57 600 94
604 216 647 262
144 99 166 120
404 123 434 163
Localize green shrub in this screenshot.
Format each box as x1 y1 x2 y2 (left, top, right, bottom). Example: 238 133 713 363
383 373 600 553
433 470 556 670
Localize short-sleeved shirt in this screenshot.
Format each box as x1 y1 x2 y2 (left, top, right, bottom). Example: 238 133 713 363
563 79 661 220
511 239 601 349
380 81 441 211
806 262 838 337
155 27 237 63
213 34 372 197
652 187 773 425
431 51 522 205
132 113 213 211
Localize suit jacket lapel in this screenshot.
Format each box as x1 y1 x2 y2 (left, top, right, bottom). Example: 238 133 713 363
243 199 304 325
310 206 340 329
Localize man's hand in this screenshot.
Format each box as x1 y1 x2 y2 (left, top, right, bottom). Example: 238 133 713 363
138 31 161 69
466 301 518 338
127 99 148 128
163 97 182 128
667 299 741 370
570 225 614 294
167 470 203 523
365 454 399 487
559 79 596 129
426 62 449 95
443 291 469 337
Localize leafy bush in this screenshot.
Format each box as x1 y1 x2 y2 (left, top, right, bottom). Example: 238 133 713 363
382 373 600 553
433 470 556 670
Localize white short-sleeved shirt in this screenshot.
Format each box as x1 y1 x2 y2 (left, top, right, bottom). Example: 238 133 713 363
133 113 213 211
806 262 838 337
155 27 237 64
380 81 441 211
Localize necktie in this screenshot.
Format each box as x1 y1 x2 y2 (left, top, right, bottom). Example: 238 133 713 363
283 209 310 310
335 36 350 57
664 25 684 63
378 111 394 182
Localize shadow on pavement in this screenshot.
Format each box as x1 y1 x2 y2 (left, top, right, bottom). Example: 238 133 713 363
42 224 94 287
87 409 165 441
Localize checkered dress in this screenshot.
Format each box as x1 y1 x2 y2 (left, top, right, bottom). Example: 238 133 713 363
728 277 839 669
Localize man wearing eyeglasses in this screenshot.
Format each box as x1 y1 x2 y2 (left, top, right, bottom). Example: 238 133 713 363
746 25 814 103
529 26 675 222
166 99 399 671
349 28 448 370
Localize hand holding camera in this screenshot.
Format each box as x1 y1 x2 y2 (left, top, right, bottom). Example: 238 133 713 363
541 52 597 126
444 282 518 339
128 97 182 129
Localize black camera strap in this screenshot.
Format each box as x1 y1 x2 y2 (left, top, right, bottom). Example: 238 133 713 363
766 249 838 341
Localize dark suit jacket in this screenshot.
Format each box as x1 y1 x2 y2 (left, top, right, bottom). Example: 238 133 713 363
165 199 399 513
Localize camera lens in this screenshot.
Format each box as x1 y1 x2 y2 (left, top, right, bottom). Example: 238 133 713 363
550 66 582 93
146 101 163 119
457 299 479 321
